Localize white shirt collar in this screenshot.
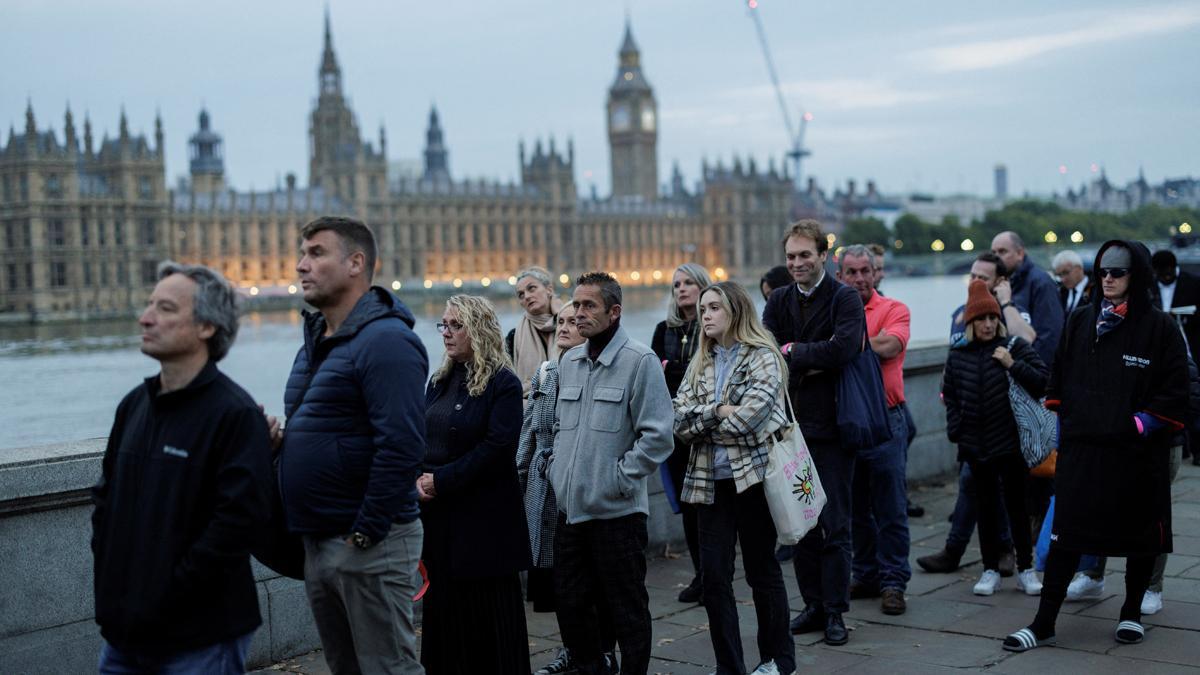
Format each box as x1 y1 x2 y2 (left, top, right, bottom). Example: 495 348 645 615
796 268 826 298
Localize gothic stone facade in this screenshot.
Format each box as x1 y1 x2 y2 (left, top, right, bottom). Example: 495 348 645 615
0 16 789 319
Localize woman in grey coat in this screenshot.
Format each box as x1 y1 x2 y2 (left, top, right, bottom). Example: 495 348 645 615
516 304 617 675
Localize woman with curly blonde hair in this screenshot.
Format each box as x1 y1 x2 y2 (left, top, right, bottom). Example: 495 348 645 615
419 295 532 674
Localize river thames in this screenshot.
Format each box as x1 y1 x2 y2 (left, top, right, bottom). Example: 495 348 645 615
0 275 970 451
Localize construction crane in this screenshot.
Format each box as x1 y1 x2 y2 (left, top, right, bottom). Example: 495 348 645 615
746 0 812 194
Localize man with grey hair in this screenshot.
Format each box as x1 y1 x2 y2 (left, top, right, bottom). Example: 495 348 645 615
92 261 272 673
837 245 912 615
1053 249 1094 317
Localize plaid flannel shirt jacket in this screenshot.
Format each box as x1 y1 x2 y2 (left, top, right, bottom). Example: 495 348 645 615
673 344 788 505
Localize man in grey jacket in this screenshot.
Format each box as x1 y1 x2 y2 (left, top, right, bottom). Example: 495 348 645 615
549 271 675 675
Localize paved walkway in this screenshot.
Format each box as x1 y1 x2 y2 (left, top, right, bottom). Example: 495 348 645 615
258 461 1200 673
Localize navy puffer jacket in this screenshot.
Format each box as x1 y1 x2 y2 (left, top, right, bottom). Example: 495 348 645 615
279 287 429 541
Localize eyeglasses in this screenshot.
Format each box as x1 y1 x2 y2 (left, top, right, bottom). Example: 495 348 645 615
1100 268 1130 279
435 321 465 334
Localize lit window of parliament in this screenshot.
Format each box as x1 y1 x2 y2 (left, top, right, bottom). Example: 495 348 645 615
0 14 795 319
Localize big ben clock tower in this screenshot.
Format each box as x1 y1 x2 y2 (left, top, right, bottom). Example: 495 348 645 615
607 19 658 201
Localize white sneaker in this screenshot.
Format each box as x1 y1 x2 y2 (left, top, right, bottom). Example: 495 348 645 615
1066 572 1104 601
751 660 792 675
1017 569 1043 596
974 569 1002 596
1141 590 1163 615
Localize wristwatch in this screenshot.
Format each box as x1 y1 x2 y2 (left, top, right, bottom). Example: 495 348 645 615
350 532 373 549
1000 302 1015 311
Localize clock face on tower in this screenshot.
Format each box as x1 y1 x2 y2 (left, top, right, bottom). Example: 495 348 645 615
641 107 656 132
611 103 631 132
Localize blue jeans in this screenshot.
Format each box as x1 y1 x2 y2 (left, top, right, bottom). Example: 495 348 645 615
851 405 912 591
945 462 1012 553
98 631 253 674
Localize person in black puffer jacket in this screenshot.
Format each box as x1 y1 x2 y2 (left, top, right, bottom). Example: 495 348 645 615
942 279 1048 599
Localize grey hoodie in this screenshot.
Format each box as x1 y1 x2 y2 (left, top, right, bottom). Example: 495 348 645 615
549 325 675 524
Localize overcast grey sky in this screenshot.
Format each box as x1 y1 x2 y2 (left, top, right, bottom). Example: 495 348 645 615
4 0 1198 198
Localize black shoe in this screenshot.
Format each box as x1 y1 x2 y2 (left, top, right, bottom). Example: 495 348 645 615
906 499 925 518
825 613 849 646
998 550 1016 578
917 548 963 573
848 579 881 600
677 575 703 604
790 604 826 634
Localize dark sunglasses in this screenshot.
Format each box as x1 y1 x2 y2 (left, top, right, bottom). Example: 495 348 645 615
1100 268 1130 279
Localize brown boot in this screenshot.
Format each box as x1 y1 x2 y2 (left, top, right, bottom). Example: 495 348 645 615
881 588 907 615
917 547 963 573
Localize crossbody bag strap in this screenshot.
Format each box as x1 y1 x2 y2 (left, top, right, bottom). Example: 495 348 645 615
827 284 867 352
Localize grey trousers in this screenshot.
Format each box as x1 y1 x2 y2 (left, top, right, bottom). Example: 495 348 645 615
1085 444 1183 592
303 520 425 675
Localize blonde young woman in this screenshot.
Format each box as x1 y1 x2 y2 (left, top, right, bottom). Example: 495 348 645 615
420 295 531 674
506 266 560 397
651 262 713 604
673 281 796 675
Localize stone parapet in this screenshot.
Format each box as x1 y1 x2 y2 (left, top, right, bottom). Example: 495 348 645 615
0 342 954 671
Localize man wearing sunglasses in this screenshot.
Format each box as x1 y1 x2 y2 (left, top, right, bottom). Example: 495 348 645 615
1007 240 1187 651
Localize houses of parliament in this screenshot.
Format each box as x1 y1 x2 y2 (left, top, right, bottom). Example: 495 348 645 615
0 15 792 319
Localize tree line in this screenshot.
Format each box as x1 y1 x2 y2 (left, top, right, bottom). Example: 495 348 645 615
842 201 1200 255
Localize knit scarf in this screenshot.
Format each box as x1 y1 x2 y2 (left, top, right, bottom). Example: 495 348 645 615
513 311 558 396
1095 299 1127 339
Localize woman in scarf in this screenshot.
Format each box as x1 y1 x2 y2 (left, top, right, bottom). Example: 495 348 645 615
651 262 713 604
506 266 560 398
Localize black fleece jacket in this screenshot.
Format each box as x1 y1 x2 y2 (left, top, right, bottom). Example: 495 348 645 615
91 361 272 653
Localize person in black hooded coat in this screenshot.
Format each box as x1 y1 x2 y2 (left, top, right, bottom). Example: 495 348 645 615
1004 239 1189 652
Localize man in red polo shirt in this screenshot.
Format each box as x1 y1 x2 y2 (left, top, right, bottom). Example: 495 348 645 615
837 244 912 615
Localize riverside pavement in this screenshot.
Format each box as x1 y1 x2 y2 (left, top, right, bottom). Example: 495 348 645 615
256 461 1200 674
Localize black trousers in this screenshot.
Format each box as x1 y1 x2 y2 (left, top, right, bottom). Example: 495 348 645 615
697 481 795 675
667 437 702 575
968 454 1033 571
792 439 855 615
554 512 651 675
1033 544 1156 633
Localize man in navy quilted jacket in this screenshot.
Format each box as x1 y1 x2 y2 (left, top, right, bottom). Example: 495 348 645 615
274 216 429 674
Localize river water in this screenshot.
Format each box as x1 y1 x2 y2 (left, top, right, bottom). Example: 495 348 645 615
0 275 969 451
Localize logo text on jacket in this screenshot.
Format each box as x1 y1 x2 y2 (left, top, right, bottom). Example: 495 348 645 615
1122 354 1150 368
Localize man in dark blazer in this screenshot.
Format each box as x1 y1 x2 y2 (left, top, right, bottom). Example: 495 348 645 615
1053 250 1096 319
1151 249 1200 358
763 219 866 647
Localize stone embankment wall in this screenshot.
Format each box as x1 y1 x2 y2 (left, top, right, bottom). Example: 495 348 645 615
0 343 951 672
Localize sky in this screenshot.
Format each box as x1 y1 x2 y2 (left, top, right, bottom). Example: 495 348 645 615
3 0 1198 198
